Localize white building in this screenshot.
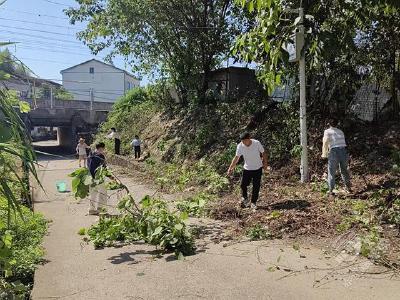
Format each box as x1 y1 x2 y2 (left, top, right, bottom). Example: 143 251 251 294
61 59 140 103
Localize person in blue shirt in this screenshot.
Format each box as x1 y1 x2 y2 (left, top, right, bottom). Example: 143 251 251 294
88 142 107 215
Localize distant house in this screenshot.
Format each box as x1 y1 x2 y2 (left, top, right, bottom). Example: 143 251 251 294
61 59 140 103
1 76 61 100
207 66 263 99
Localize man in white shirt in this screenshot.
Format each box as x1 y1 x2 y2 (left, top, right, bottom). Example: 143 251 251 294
227 132 268 210
322 118 352 195
130 135 142 159
106 128 121 155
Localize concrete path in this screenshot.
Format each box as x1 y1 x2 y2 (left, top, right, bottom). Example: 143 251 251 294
31 158 400 300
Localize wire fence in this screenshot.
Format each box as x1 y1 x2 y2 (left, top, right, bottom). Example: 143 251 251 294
350 83 393 122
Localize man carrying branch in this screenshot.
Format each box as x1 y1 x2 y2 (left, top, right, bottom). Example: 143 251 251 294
228 132 268 210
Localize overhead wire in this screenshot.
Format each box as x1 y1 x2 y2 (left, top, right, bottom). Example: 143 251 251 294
41 0 73 7
15 45 92 57
0 30 83 44
0 24 77 37
2 37 92 51
0 8 70 20
0 16 85 30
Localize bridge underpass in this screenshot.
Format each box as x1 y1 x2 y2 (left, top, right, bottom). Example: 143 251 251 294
23 98 113 152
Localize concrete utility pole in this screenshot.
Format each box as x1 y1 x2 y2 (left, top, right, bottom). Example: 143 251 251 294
285 6 309 183
298 7 309 183
90 88 94 111
50 87 54 109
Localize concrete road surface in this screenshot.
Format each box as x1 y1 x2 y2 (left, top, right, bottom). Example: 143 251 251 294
31 158 400 300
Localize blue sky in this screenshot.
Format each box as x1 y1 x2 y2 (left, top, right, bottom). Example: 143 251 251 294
0 0 137 84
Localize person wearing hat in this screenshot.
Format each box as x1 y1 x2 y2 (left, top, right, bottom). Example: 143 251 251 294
227 132 268 210
76 137 90 168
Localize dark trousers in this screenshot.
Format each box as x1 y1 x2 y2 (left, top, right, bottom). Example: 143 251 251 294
114 138 121 155
241 168 262 204
134 146 141 159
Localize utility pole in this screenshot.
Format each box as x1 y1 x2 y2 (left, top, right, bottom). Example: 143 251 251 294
298 7 309 183
50 87 54 109
90 88 94 111
285 5 309 183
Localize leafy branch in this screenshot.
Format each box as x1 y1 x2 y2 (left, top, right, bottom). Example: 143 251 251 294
69 167 195 257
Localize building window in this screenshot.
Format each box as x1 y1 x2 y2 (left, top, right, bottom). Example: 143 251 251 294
127 82 131 90
89 67 94 74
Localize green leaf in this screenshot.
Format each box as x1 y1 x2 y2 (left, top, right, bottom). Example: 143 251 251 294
174 223 183 231
153 226 163 235
18 101 31 113
267 266 276 272
248 1 254 12
180 211 188 220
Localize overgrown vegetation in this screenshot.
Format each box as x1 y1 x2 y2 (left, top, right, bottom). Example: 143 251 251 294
0 41 47 297
75 0 400 274
176 192 214 217
147 159 229 194
0 198 47 298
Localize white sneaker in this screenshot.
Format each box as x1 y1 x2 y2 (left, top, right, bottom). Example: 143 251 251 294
250 203 257 211
240 197 249 208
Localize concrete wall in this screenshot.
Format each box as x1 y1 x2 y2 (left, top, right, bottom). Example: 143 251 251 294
62 60 140 103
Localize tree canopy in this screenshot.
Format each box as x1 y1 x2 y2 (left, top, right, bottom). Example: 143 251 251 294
66 0 244 104
234 0 400 114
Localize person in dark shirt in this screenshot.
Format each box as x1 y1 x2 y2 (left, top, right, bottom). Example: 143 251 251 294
88 142 107 215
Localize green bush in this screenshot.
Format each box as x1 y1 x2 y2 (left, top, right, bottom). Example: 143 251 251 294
95 87 160 154
0 197 47 298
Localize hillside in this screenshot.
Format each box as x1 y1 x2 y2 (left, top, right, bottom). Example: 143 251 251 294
95 87 400 269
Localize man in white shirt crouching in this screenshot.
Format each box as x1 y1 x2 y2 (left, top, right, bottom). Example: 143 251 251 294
227 132 268 210
322 118 352 195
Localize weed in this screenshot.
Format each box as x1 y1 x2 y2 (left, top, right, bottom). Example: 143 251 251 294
246 224 272 240
77 228 86 236
0 197 47 298
157 140 167 152
311 180 329 195
360 227 382 259
337 200 372 232
176 193 214 217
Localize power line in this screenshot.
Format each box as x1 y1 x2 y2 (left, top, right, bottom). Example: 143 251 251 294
0 17 85 30
41 0 72 7
1 24 76 37
16 45 92 57
7 57 78 64
0 8 70 20
2 37 90 50
0 29 83 44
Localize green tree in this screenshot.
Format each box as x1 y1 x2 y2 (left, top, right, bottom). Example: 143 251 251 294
234 0 400 115
0 49 30 78
65 0 243 104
